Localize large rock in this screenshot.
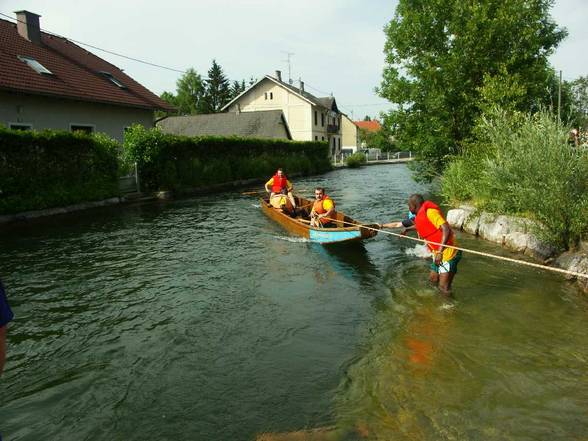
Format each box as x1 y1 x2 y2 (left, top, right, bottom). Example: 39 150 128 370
525 235 557 260
555 252 588 292
504 232 529 252
446 208 468 230
463 213 481 236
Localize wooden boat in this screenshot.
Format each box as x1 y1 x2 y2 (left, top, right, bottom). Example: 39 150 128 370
260 195 378 244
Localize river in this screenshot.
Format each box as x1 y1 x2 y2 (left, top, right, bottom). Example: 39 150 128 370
1 164 587 440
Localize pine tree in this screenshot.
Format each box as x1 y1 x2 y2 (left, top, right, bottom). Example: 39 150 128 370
202 60 231 113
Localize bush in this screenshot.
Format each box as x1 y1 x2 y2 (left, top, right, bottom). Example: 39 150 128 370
442 109 588 250
122 126 331 191
0 127 119 214
345 152 366 168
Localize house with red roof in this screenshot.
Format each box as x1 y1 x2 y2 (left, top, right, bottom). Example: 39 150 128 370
0 11 173 142
354 120 382 133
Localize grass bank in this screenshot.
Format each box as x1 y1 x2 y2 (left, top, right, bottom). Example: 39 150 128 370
441 109 588 251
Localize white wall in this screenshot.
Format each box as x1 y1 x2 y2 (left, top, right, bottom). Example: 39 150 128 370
0 91 154 142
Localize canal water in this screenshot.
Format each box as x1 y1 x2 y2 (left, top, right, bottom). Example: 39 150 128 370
1 165 587 440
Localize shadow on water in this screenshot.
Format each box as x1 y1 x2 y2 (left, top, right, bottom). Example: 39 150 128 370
313 242 380 286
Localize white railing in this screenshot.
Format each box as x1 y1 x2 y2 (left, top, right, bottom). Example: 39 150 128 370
332 151 413 165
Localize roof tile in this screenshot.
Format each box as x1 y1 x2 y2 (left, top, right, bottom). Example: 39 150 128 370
0 18 174 111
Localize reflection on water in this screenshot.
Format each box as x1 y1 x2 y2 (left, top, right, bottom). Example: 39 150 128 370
1 165 587 440
315 242 379 286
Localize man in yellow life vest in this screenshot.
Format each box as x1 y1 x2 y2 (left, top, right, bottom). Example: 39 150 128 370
264 168 296 213
310 187 336 227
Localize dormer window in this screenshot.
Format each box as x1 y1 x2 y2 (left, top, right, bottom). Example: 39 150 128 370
99 71 126 89
17 55 53 75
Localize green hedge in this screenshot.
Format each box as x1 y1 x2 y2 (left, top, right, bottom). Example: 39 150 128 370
0 127 119 215
345 152 366 168
122 125 332 191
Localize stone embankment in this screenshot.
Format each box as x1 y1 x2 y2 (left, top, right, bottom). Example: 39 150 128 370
447 206 588 292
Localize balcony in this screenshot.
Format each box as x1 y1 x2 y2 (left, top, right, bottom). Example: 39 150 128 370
326 124 339 134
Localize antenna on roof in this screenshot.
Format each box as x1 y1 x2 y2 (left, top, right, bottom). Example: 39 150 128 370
281 51 294 85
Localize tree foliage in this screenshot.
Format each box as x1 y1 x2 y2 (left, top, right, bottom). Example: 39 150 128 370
160 63 252 116
442 109 588 250
201 59 232 113
160 68 206 116
379 0 567 179
358 122 396 152
568 76 588 129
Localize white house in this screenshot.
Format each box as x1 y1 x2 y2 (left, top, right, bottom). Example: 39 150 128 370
222 71 343 159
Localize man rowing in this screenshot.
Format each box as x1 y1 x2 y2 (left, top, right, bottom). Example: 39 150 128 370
265 168 296 213
310 187 336 227
382 194 461 295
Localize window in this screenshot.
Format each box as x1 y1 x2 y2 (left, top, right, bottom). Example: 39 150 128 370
333 138 336 148
321 136 324 141
9 123 32 131
264 92 268 100
17 55 53 75
321 113 325 127
338 138 341 149
315 135 318 141
70 124 94 135
270 92 273 99
314 111 317 126
99 71 126 89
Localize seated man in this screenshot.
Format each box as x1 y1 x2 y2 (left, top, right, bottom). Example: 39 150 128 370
310 187 336 227
265 168 296 211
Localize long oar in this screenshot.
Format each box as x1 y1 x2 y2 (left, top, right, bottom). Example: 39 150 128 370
242 189 311 196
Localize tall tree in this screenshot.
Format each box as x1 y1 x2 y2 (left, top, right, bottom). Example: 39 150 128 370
569 76 588 128
202 60 232 113
175 68 206 115
379 0 567 178
230 80 247 100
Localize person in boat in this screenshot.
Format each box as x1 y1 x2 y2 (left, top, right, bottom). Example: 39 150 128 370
383 194 461 295
310 187 336 227
0 279 14 376
264 168 296 213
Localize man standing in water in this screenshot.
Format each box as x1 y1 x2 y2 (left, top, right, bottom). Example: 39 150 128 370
383 194 461 294
0 279 14 376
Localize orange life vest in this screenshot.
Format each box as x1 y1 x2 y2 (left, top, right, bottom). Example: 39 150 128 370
271 173 289 193
313 195 335 224
414 200 453 252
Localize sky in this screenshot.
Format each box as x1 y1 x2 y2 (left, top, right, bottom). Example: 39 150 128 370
1 0 586 120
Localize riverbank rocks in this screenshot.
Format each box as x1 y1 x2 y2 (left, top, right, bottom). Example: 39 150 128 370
447 206 588 292
555 252 588 291
447 207 556 259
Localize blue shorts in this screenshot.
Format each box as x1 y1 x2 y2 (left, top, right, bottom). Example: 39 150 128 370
430 250 462 274
0 280 14 328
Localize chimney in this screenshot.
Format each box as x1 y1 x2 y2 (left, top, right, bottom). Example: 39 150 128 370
275 70 282 82
15 10 42 45
299 79 304 94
